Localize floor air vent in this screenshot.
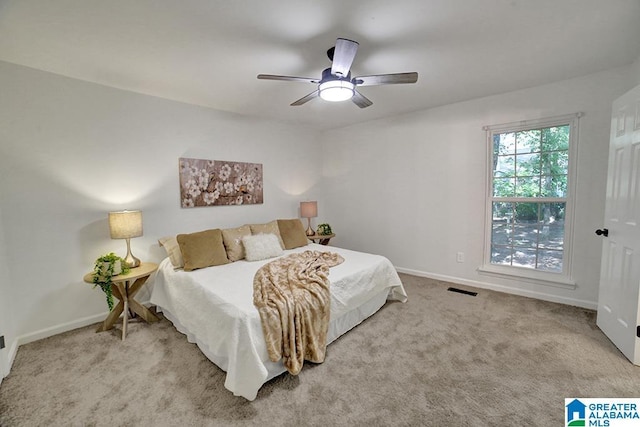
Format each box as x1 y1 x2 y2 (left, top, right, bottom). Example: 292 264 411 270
447 287 477 297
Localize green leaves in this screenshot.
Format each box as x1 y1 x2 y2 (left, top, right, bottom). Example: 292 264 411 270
317 223 333 235
97 283 114 311
91 252 129 311
492 125 569 200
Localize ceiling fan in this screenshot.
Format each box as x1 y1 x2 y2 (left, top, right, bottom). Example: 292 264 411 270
257 38 418 108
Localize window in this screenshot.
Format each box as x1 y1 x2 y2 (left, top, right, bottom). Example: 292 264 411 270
481 114 580 287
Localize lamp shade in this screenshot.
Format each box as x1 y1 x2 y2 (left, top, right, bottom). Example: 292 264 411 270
300 201 318 218
108 210 143 239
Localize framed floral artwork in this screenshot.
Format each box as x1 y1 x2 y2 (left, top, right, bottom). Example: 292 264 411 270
179 158 263 207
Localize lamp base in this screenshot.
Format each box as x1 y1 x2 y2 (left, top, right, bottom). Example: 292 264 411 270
305 218 315 236
123 238 141 268
123 253 141 268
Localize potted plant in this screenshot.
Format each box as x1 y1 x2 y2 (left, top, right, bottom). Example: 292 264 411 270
317 223 333 236
92 252 130 310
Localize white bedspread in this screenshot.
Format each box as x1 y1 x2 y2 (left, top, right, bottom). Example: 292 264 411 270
150 243 407 400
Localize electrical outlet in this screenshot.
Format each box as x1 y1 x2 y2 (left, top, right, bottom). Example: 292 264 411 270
456 252 465 263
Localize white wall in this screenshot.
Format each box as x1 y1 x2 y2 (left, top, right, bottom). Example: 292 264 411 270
321 66 635 309
633 55 640 85
0 61 322 357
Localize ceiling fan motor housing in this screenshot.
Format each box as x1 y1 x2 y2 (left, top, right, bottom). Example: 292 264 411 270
321 67 352 84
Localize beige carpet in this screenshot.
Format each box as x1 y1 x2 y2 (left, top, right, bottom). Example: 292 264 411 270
1 273 639 426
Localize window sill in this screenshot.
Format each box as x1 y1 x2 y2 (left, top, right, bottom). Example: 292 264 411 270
477 265 577 290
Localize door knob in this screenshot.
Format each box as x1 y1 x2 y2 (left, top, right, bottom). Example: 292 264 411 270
595 228 609 237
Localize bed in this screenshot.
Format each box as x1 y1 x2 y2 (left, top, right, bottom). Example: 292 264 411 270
149 242 407 400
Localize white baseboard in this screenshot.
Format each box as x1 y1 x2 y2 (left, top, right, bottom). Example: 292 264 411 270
6 339 18 375
2 312 108 383
395 266 597 310
17 311 109 346
3 300 153 379
17 299 153 346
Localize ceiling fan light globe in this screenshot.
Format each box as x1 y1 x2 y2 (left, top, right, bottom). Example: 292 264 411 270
318 80 354 102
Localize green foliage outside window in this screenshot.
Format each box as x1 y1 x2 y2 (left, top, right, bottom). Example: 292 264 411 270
492 125 569 221
490 124 570 273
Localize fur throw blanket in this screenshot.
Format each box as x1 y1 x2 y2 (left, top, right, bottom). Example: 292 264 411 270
253 250 344 375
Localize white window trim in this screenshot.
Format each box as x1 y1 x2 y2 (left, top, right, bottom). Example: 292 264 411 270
479 113 582 290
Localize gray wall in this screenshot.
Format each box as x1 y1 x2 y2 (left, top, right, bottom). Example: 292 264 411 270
320 66 635 308
0 61 323 368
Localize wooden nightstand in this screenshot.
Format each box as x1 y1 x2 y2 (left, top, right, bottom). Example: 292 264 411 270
308 233 335 245
84 262 159 340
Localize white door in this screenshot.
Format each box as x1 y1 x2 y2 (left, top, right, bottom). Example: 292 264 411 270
597 84 640 364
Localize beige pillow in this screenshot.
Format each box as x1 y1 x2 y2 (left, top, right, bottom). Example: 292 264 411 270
221 225 251 261
249 220 285 249
277 219 309 250
176 229 230 271
158 236 184 269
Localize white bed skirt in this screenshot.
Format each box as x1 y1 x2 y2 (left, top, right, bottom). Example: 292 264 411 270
157 288 390 385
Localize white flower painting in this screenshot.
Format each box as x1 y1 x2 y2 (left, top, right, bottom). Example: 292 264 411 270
179 158 263 207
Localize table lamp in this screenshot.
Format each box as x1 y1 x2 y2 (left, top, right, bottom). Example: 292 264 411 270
300 201 318 236
108 210 143 268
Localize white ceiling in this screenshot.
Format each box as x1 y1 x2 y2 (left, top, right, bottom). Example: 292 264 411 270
1 0 639 130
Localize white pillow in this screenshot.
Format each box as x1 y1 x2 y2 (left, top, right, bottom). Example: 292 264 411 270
242 233 284 261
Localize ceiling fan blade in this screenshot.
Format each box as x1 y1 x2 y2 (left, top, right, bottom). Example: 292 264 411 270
353 72 418 86
331 38 359 77
352 90 373 109
257 74 318 84
291 90 320 106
